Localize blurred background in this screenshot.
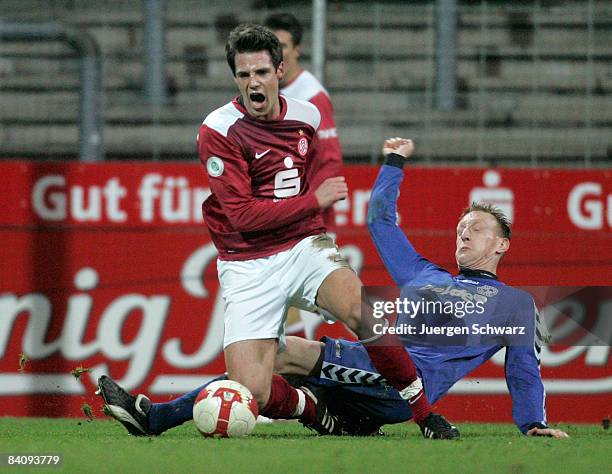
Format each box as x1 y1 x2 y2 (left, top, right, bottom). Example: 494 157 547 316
0 1 610 422
1 0 610 166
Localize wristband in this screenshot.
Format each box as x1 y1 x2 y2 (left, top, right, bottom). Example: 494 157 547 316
384 153 406 169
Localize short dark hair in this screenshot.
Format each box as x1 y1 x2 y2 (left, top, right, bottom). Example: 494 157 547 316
461 202 512 239
225 24 283 76
264 13 303 46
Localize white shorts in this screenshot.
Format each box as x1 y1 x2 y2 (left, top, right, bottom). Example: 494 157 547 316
217 233 351 350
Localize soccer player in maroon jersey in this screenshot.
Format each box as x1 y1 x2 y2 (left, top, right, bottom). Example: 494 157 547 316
264 13 342 230
98 24 458 439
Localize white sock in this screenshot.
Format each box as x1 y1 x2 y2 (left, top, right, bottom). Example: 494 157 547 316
291 388 306 418
398 377 423 400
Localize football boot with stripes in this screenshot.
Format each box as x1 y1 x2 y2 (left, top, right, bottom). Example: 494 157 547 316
96 375 153 436
299 385 344 436
418 412 460 440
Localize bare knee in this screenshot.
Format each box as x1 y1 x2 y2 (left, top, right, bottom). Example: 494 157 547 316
224 339 276 408
229 372 271 409
316 269 364 332
344 302 362 333
274 336 324 375
327 298 362 334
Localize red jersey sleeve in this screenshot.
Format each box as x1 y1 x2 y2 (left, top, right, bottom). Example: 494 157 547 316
198 125 320 232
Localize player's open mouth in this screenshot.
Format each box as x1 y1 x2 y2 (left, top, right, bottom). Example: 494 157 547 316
249 92 266 103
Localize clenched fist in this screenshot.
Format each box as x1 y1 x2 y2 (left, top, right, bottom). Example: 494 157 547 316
315 177 348 209
382 137 414 159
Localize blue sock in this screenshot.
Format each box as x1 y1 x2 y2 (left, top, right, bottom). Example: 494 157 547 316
148 376 226 435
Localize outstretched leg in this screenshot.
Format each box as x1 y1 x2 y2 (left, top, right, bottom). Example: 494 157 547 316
316 268 459 439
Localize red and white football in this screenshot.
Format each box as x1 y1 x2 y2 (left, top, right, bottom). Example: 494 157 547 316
192 380 259 438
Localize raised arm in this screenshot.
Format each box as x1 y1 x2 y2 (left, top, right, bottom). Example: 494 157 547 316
367 138 449 287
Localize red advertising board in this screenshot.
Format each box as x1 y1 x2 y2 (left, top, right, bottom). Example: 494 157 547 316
0 161 610 423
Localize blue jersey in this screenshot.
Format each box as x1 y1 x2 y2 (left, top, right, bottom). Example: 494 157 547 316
311 162 548 434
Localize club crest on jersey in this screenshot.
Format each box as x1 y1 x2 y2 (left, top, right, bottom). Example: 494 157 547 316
206 156 224 177
476 285 499 297
298 137 308 156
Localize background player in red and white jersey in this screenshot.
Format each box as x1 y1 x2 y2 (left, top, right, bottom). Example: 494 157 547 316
195 24 457 438
264 13 342 230
264 13 344 340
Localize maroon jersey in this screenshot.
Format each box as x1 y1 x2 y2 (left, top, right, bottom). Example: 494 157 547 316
198 95 326 261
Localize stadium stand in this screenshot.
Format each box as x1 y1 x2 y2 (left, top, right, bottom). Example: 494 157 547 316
0 0 610 164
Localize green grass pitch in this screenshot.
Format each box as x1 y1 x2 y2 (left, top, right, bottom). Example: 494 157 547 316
0 418 609 473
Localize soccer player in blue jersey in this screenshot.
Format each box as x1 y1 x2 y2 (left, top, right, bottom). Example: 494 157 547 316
97 137 568 439
309 136 566 438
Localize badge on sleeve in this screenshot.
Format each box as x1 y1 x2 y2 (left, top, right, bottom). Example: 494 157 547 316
206 156 224 177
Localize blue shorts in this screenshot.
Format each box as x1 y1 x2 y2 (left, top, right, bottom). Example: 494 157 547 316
305 337 413 426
